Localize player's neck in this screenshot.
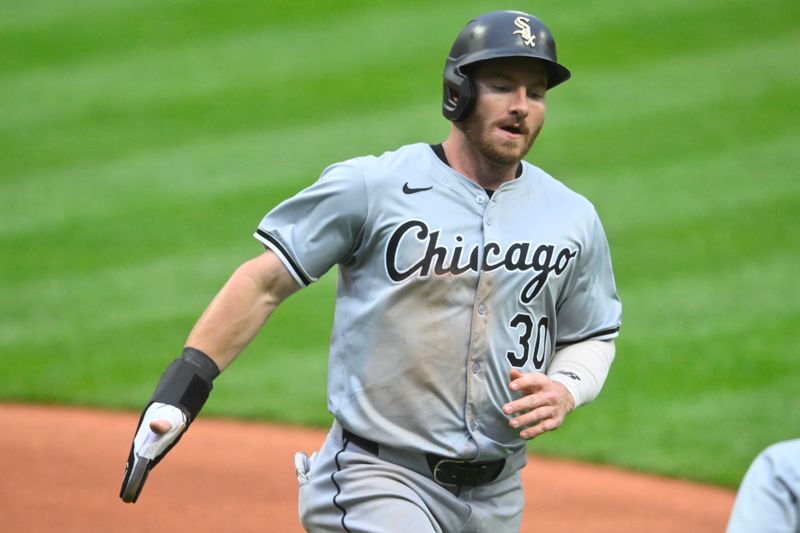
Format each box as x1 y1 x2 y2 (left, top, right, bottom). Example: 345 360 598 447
441 135 520 191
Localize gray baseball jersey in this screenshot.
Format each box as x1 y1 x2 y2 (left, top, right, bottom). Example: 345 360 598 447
727 439 800 533
255 142 621 461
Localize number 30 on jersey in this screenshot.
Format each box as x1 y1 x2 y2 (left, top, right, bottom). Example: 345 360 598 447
506 313 549 369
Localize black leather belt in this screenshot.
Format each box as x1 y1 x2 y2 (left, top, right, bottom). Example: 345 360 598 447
342 429 505 487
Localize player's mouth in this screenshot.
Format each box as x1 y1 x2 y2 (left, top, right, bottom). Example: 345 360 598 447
497 123 527 139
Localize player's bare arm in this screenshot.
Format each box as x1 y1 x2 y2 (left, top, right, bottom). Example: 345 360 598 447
120 249 299 502
186 249 301 371
146 249 299 437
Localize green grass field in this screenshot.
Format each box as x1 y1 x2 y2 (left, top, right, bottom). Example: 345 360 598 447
2 0 798 488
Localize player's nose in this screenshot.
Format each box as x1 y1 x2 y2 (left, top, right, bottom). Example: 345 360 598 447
508 87 529 118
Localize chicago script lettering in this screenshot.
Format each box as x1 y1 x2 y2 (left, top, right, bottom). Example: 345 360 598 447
385 220 577 302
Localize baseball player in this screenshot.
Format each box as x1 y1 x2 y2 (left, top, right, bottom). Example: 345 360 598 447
120 10 622 532
726 439 800 533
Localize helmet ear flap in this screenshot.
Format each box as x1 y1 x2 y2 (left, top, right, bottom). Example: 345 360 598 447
442 84 460 117
442 67 475 122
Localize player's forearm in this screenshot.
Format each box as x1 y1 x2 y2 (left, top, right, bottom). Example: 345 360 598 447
185 252 300 371
547 339 615 407
120 252 298 503
185 269 272 371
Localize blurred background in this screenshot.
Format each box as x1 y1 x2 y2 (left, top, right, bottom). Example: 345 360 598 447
1 0 798 488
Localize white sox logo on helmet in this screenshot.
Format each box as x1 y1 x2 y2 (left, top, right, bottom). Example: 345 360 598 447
512 16 536 47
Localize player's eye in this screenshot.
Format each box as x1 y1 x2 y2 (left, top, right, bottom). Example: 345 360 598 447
485 78 511 92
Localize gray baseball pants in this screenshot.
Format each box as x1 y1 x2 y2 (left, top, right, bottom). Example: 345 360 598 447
296 420 526 532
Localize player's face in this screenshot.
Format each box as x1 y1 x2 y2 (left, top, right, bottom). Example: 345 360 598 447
463 58 547 165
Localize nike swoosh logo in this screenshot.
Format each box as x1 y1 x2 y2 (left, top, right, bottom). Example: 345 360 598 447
553 370 581 381
402 183 433 194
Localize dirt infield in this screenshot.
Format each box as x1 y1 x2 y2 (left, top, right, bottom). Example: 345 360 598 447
0 404 735 532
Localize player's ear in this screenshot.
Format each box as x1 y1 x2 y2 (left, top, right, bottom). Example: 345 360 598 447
444 86 461 107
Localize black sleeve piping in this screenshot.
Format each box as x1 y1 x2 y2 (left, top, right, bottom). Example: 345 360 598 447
255 229 312 286
555 327 620 349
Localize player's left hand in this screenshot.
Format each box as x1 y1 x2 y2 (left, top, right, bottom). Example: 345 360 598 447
503 369 576 440
120 402 187 503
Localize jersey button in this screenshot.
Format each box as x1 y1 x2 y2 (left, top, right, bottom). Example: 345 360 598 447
485 216 493 225
471 362 480 374
476 195 486 204
477 304 486 315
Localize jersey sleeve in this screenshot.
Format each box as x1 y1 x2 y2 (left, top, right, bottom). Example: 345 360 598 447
555 210 622 346
254 159 368 287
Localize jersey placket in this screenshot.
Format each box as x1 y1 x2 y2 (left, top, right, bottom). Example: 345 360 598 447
463 189 495 456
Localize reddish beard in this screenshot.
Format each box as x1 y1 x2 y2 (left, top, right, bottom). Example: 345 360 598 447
462 110 542 165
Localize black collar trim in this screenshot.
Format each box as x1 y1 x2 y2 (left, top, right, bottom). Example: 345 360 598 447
428 144 522 196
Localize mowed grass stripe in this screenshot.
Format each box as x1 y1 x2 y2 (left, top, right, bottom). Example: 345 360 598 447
0 2 446 127
0 101 443 243
0 0 394 74
1 55 438 178
0 0 164 30
542 31 799 178
585 134 800 232
621 247 799 341
0 246 338 347
557 0 797 71
554 29 799 131
0 59 439 179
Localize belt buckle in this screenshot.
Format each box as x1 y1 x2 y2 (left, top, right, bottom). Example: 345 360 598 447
432 458 467 487
432 457 505 487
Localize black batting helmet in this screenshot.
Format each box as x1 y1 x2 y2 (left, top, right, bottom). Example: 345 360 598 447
442 10 571 122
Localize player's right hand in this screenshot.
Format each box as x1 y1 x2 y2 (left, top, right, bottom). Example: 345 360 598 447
504 369 574 441
120 402 187 503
